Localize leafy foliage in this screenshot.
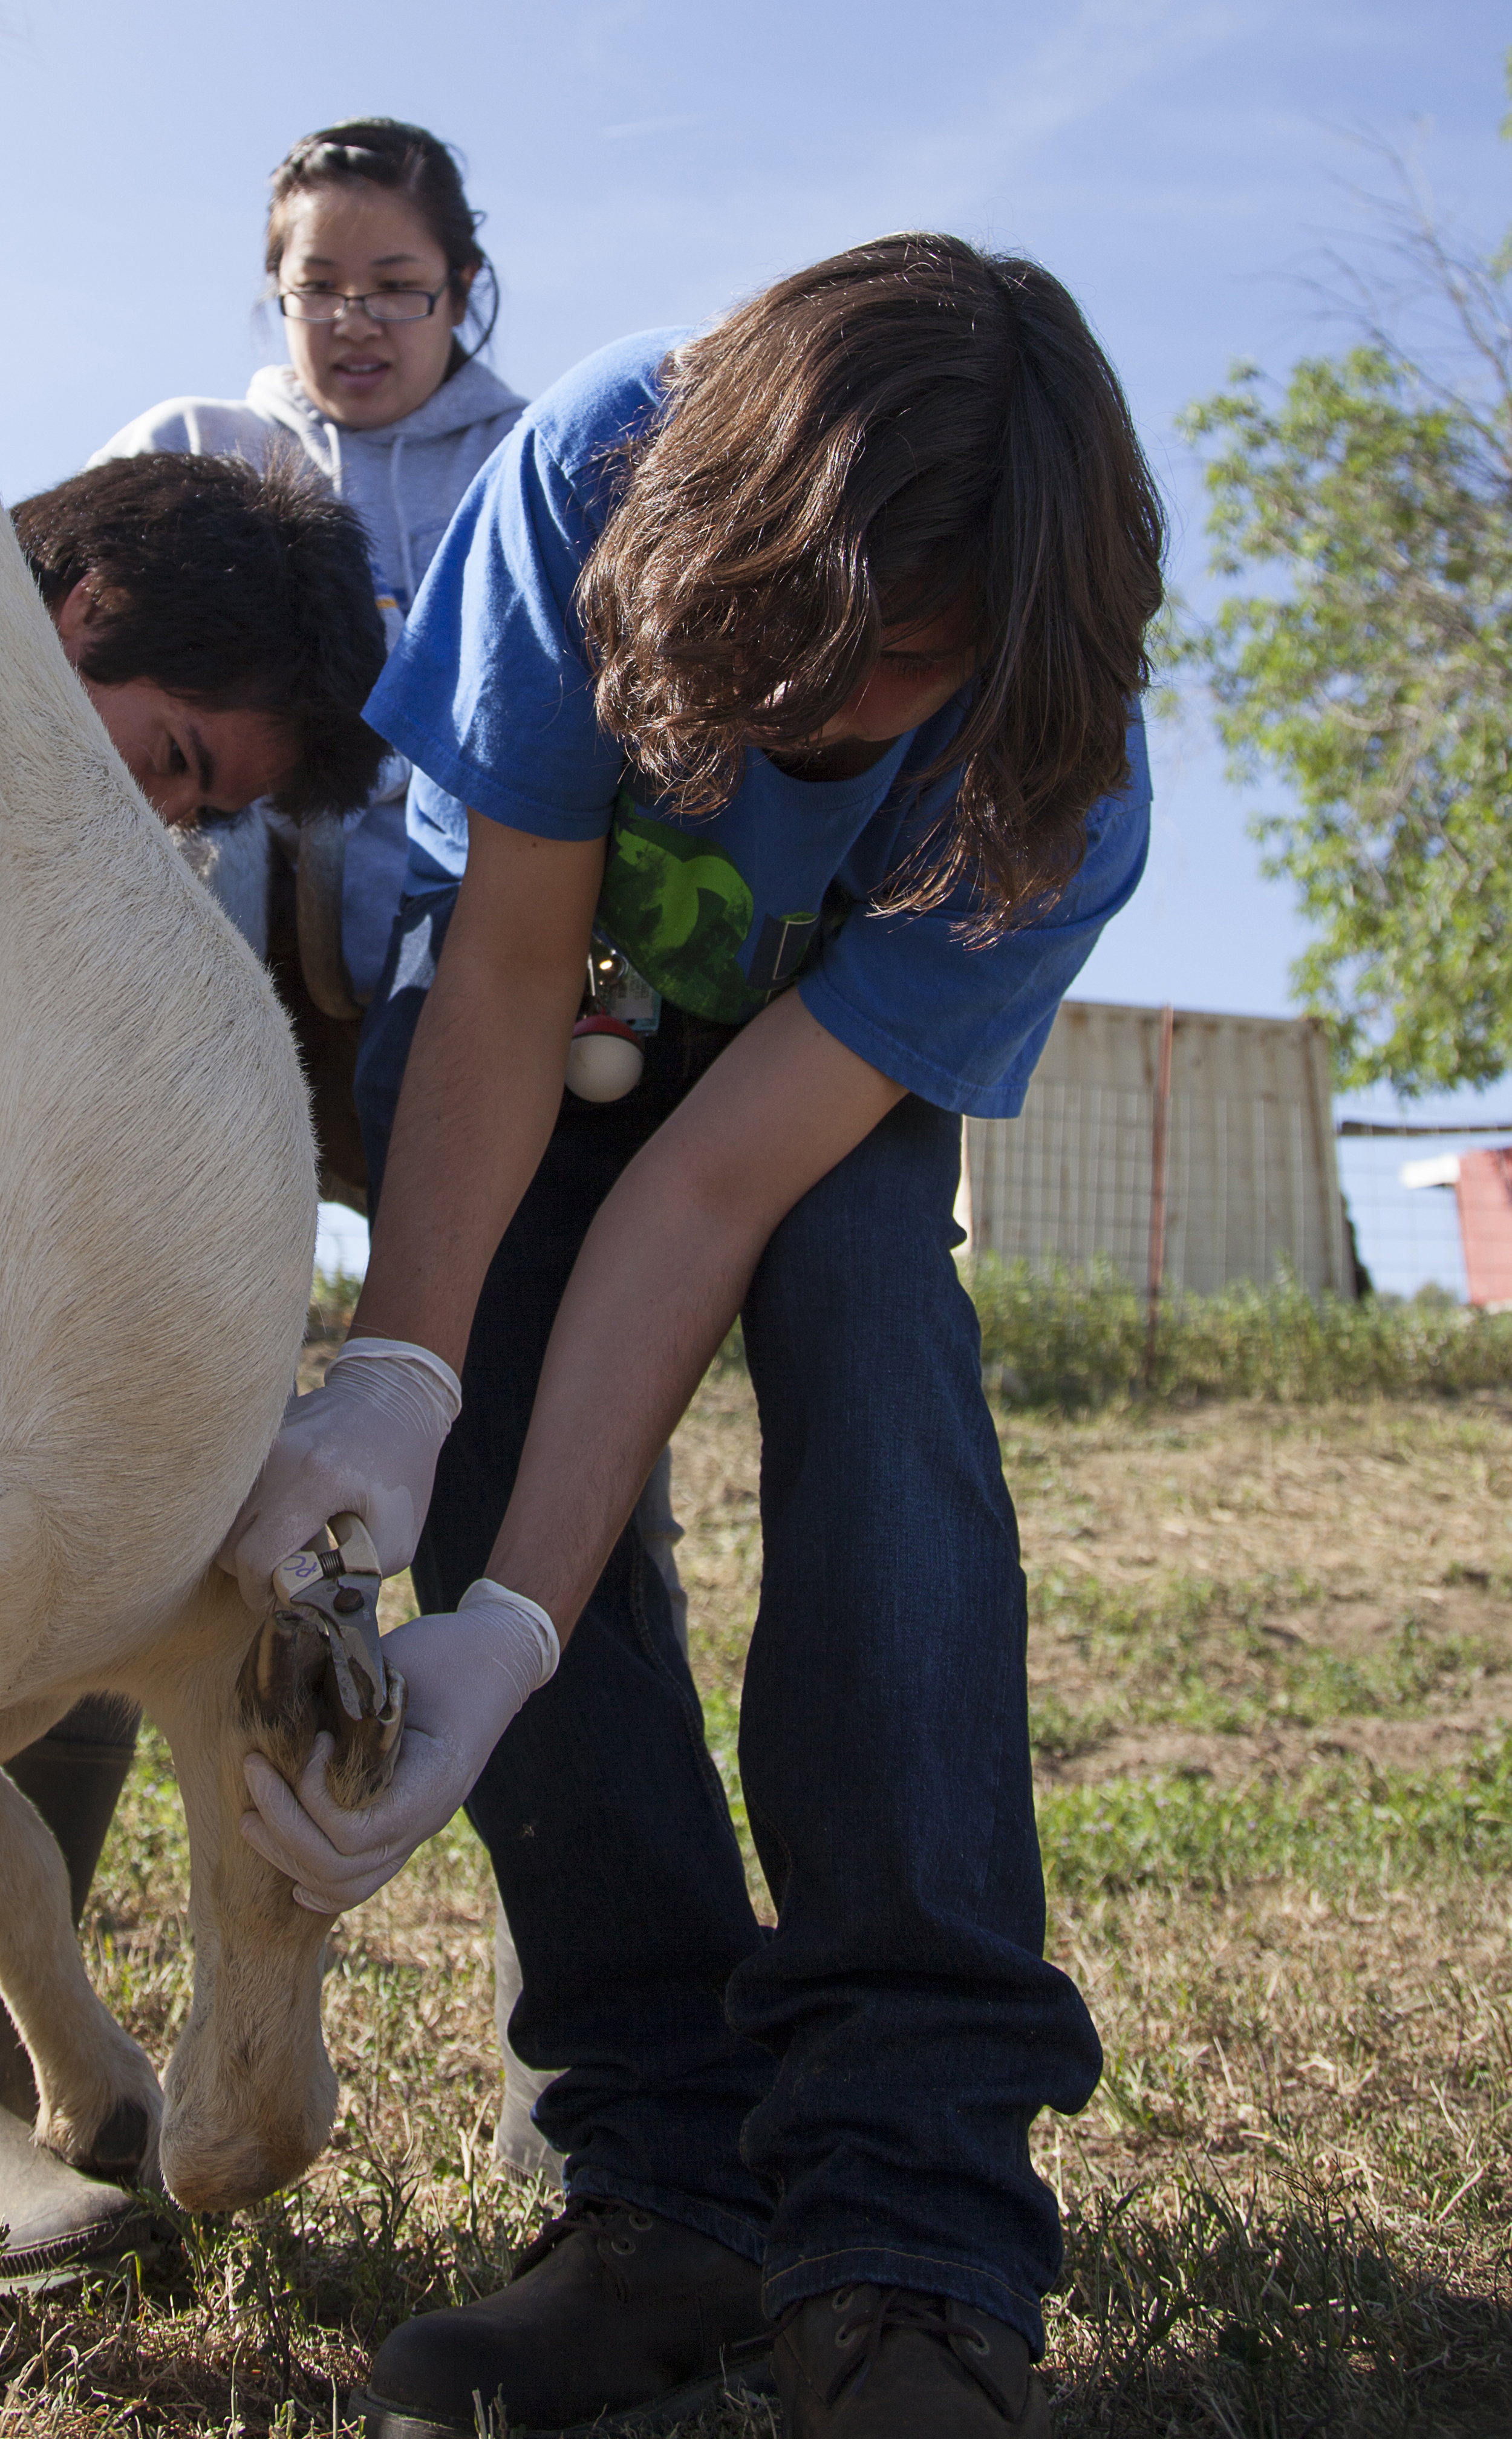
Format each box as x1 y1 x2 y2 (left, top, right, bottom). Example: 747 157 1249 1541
1178 71 1512 1092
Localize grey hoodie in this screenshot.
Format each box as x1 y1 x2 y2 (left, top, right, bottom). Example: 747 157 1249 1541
90 354 527 622
90 356 526 994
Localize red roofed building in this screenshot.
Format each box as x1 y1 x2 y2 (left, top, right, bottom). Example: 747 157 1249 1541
1455 1149 1512 1309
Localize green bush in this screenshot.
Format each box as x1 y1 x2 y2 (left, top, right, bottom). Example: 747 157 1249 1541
307 1264 363 1336
309 1255 1512 1411
968 1256 1512 1411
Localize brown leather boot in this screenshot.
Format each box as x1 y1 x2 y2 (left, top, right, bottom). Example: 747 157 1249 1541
774 2287 1051 2437
355 2196 771 2438
0 2110 150 2287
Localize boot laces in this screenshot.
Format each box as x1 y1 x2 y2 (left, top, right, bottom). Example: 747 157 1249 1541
510 2195 655 2284
815 2287 1002 2412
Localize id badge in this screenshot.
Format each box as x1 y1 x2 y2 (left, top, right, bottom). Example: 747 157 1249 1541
588 932 662 1035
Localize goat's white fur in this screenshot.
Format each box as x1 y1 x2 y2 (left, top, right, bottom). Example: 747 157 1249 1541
0 502 342 2209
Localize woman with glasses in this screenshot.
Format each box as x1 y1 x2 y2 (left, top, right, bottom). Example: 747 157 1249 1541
90 116 527 1004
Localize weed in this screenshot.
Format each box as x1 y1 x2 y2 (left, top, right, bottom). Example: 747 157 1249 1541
1048 2165 1512 2433
1041 1737 1512 1900
969 1256 1512 1412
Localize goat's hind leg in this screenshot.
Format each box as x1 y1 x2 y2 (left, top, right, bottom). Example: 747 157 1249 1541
0 1764 161 2179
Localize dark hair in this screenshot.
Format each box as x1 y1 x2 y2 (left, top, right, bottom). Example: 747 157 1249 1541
579 233 1165 929
14 452 387 819
266 117 498 374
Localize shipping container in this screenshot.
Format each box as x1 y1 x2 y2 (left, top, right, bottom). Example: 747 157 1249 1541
960 1001 1350 1298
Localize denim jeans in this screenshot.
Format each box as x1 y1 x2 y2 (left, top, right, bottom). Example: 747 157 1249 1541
354 886 1103 2352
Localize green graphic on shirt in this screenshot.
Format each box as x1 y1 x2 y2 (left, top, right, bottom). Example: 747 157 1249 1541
598 793 827 1025
598 799 760 1024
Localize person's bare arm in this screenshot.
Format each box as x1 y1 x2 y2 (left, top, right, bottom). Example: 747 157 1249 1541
220 812 602 1602
352 814 604 1370
487 987 907 1634
236 960 906 1913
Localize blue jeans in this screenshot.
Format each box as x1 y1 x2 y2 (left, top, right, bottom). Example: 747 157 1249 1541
354 887 1103 2353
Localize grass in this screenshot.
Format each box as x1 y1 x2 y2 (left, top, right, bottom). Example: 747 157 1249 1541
1040 1736 1512 1899
6 1331 1512 2434
971 1255 1512 1411
314 1257 1512 1417
1027 1575 1484 1753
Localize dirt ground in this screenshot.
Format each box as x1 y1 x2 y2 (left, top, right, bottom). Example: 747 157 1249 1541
679 1366 1512 1781
4 1364 1512 2435
673 1375 1512 2429
1014 1397 1512 1783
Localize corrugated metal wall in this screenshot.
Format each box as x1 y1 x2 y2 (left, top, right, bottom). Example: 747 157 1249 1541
962 1001 1349 1297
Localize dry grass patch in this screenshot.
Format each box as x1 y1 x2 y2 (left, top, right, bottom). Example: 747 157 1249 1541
4 1364 1512 2434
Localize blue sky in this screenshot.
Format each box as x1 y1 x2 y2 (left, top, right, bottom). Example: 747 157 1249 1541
3 0 1508 1286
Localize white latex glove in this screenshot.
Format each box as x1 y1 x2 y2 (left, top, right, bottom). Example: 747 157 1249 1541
238 1580 559 1913
219 1337 461 1607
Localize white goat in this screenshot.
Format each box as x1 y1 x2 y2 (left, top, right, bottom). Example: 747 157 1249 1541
0 501 380 2210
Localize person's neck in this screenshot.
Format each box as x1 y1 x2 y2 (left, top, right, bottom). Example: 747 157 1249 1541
766 733 896 783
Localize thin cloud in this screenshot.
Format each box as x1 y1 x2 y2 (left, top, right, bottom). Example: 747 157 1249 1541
600 111 703 139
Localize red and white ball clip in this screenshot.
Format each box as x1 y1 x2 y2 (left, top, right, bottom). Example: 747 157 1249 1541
565 1012 644 1100
565 942 657 1101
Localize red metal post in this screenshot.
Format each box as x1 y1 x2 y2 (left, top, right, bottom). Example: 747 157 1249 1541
1144 1004 1175 1391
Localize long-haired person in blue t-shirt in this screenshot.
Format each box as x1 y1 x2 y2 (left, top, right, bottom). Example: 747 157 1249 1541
224 234 1164 2439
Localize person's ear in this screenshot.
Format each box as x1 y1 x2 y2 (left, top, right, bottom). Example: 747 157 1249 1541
53 575 104 662
449 263 477 329
53 575 131 667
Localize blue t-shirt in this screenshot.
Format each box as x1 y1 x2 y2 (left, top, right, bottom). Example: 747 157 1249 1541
366 329 1152 1120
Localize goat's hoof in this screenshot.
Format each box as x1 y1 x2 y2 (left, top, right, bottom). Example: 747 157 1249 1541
36 2057 162 2187
74 2097 153 2182
238 1609 406 1810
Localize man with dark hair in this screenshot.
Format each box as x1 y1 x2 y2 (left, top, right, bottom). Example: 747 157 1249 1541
14 451 386 824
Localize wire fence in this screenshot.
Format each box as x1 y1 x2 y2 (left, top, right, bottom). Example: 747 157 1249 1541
1337 1132 1512 1302
963 1003 1351 1302
313 1054 1508 1311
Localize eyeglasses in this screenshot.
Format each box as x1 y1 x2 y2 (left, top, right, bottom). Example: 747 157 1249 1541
278 284 448 324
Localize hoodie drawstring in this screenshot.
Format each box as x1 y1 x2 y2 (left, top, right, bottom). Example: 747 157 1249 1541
325 416 415 610
389 434 417 608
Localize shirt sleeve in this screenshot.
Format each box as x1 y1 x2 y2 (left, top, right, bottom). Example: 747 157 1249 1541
798 717 1153 1118
362 423 623 841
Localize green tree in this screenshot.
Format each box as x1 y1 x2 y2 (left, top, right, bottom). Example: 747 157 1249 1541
1179 76 1512 1094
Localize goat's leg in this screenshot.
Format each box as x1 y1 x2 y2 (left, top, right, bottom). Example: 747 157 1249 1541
0 1767 160 2179
0 1700 141 2119
148 1608 338 2212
